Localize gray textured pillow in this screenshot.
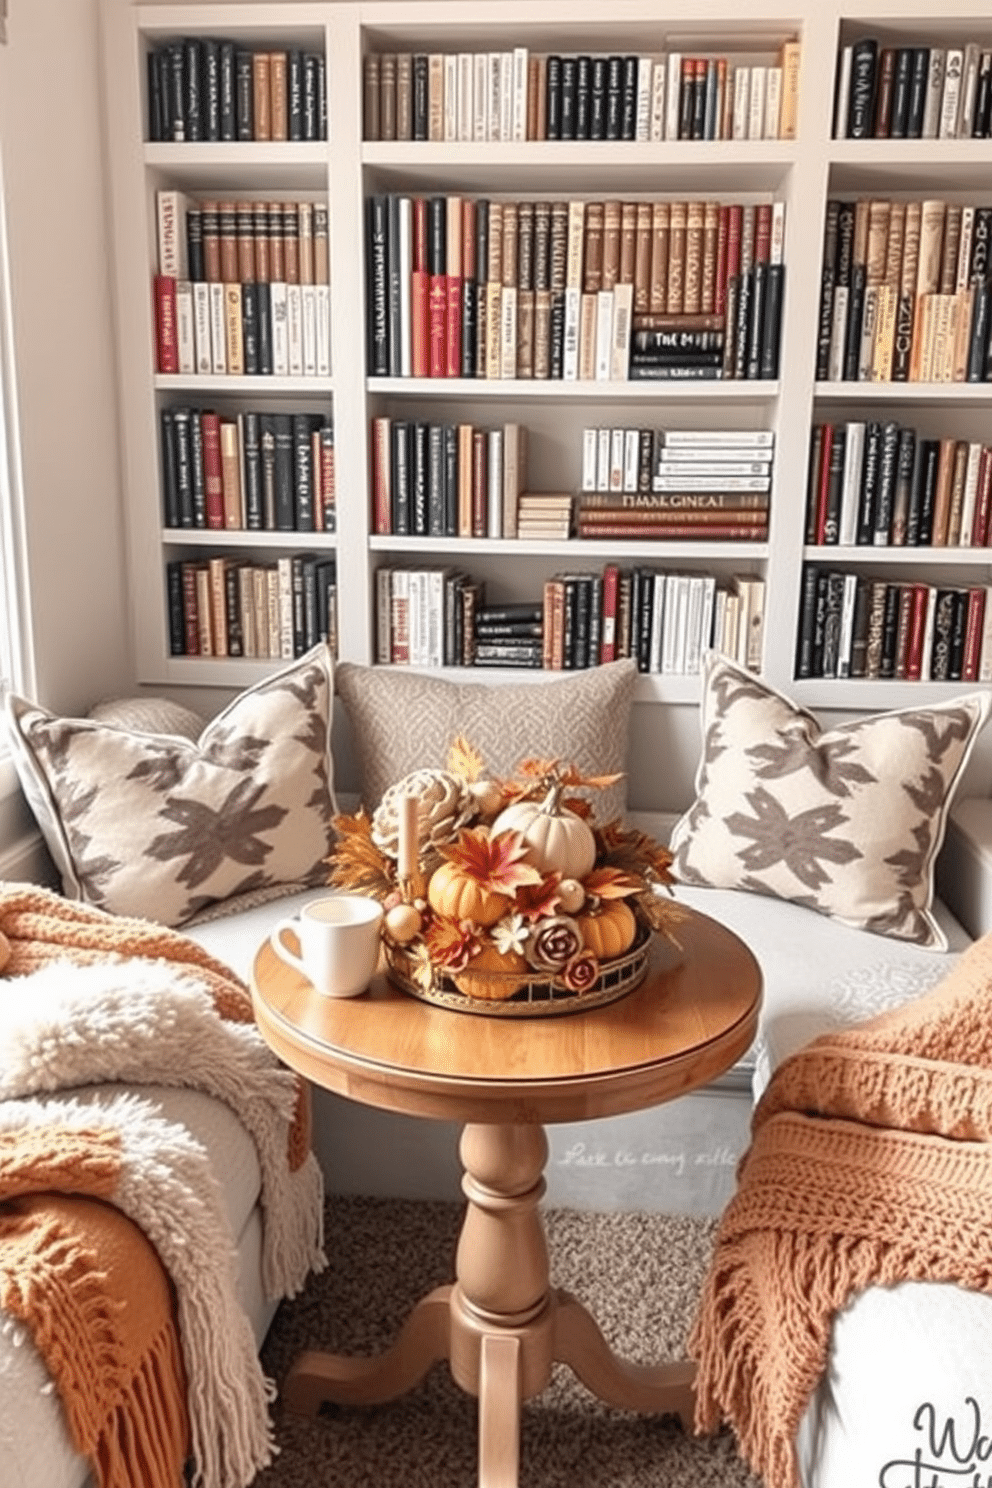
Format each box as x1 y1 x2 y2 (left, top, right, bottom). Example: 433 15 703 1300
336 658 637 823
669 651 990 948
88 695 205 741
5 644 337 926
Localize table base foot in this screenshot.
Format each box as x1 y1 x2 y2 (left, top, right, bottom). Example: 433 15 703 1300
282 1284 453 1413
554 1289 697 1425
479 1333 522 1488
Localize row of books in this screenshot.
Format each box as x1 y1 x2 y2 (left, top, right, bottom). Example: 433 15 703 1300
580 425 776 494
366 193 785 383
162 408 335 534
166 554 337 661
147 38 326 143
370 418 527 539
362 43 800 144
806 423 992 550
155 193 330 378
815 197 992 384
796 566 992 683
835 37 992 140
374 563 764 674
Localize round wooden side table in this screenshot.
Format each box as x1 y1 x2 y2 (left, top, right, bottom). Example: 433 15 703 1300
250 905 761 1488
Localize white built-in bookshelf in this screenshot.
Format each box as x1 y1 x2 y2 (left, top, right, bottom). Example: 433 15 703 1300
101 0 992 718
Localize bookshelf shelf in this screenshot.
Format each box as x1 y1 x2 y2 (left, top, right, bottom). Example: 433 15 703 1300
102 0 992 708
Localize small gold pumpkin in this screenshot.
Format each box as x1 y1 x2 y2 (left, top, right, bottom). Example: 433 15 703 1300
453 945 529 1001
426 860 512 927
577 900 638 959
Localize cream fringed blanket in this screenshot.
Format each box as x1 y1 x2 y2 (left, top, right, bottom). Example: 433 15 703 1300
0 883 326 1488
690 930 992 1488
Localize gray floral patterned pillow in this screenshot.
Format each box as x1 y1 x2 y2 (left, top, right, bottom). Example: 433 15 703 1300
669 651 990 948
4 644 337 927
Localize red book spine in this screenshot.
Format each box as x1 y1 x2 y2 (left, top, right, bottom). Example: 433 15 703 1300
154 274 179 372
200 411 225 530
370 415 392 535
904 583 930 680
181 563 200 655
814 422 835 545
600 563 619 663
411 272 430 377
753 203 772 266
973 447 992 545
428 275 448 377
963 586 987 681
575 521 766 540
446 277 462 377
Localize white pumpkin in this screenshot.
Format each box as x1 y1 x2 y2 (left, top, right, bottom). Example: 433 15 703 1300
491 783 596 880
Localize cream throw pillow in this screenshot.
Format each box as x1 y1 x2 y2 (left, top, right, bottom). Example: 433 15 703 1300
669 651 990 948
4 644 337 926
335 658 637 822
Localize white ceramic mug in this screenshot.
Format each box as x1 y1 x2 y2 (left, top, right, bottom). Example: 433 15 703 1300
270 894 384 997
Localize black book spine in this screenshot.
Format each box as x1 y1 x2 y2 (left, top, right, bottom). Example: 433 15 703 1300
690 60 707 140
913 439 940 545
461 271 477 377
891 425 916 545
732 270 753 381
746 260 769 380
411 421 429 535
545 55 563 139
820 570 844 678
167 560 185 655
201 39 220 140
575 55 592 139
975 53 992 139
288 50 304 141
168 41 186 141
816 202 840 381
259 414 277 530
256 281 273 375
948 589 969 680
831 201 856 378
273 413 295 531
906 47 930 137
186 207 204 283
760 263 785 379
889 47 913 137
391 419 411 535
967 279 991 382
301 557 319 651
241 282 260 374
217 42 236 140
242 411 263 530
573 576 593 668
189 411 207 528
606 55 624 140
849 577 872 677
412 54 429 141
443 424 458 536
183 37 202 141
292 413 315 531
148 47 164 142
805 425 825 542
847 39 878 139
856 420 882 544
620 55 639 141
367 195 389 377
172 408 195 528
590 56 608 140
387 194 403 378
843 223 867 381
160 408 180 527
235 49 253 141
225 561 244 657
560 55 578 140
795 564 820 678
878 582 901 678
930 589 955 680
427 423 446 536
302 53 321 141
291 555 306 657
872 420 900 543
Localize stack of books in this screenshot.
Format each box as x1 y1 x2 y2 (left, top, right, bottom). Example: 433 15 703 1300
576 428 774 540
516 493 574 540
474 603 545 668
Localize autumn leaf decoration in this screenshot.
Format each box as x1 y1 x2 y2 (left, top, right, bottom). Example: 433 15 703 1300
446 734 486 784
582 866 643 900
326 811 395 897
438 826 543 894
597 820 676 888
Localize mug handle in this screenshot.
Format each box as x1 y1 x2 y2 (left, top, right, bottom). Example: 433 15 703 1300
270 919 307 976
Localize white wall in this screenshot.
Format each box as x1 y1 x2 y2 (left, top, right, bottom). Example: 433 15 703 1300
0 0 131 713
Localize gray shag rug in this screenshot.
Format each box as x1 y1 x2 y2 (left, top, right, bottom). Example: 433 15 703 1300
251 1195 761 1486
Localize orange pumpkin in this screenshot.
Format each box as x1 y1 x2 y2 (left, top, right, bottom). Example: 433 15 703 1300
454 945 529 1001
577 900 637 959
427 860 512 927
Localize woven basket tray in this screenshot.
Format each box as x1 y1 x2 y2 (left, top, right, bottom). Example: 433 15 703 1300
384 924 654 1018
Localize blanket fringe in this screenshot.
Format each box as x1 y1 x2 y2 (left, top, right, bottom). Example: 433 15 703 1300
94 1320 189 1488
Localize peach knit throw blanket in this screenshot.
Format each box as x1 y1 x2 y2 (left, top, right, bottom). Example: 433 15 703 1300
690 930 992 1488
0 884 326 1488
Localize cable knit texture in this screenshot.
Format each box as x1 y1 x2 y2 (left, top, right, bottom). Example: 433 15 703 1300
0 882 327 1488
690 929 992 1488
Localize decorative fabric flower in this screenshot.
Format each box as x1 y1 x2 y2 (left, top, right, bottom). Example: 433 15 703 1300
562 951 599 993
425 916 479 972
527 915 583 973
491 913 530 957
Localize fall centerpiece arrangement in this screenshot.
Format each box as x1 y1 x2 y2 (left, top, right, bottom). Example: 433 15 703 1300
326 739 687 1016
